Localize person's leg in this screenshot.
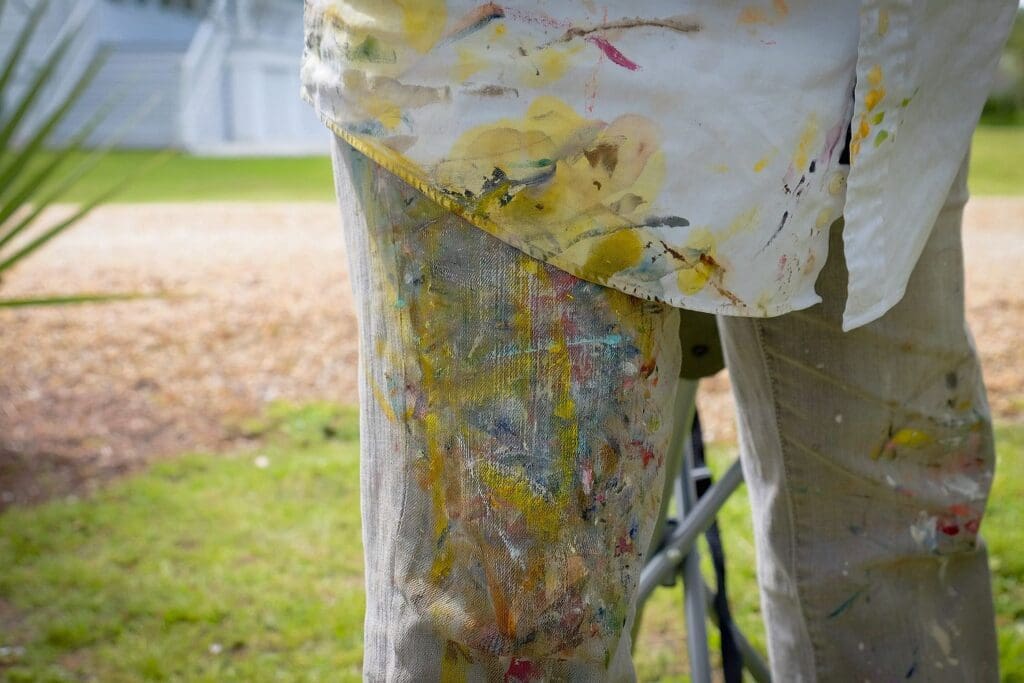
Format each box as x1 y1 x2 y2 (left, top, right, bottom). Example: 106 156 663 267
330 137 683 681
718 157 999 681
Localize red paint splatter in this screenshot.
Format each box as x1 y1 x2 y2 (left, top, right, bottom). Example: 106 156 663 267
964 518 981 534
614 533 635 556
777 254 788 276
937 518 960 536
949 503 973 517
585 35 640 71
629 439 656 467
505 658 540 682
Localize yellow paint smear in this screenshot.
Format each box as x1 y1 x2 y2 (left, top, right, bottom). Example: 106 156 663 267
583 230 644 280
721 206 760 241
396 0 447 53
523 45 577 87
478 462 562 541
440 641 470 683
867 64 884 87
429 544 455 582
793 115 819 171
455 47 485 82
676 229 719 295
892 428 933 448
878 8 890 36
864 88 886 112
739 1 788 25
422 413 449 539
738 6 767 24
369 376 399 423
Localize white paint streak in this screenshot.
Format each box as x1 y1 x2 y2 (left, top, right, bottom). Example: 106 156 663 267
929 620 961 667
910 511 938 551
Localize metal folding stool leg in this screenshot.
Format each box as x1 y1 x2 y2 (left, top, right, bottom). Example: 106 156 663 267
636 380 772 683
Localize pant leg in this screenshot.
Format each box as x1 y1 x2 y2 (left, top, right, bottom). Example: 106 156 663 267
718 156 999 681
330 137 683 682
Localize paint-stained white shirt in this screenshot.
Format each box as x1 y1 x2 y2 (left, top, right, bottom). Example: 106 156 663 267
301 0 1016 330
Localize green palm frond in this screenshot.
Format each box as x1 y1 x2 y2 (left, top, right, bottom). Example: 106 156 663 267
0 0 47 115
0 292 156 307
0 0 164 306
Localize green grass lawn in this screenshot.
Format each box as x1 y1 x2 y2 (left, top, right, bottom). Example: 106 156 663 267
970 126 1024 196
1 402 1022 681
46 126 1024 204
50 153 336 204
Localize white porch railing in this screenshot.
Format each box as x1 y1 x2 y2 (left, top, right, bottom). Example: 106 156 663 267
178 0 230 151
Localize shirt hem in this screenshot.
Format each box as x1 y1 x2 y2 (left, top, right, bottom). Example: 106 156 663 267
308 88 828 322
840 289 904 332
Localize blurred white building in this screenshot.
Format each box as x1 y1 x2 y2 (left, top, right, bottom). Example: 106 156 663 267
0 0 327 154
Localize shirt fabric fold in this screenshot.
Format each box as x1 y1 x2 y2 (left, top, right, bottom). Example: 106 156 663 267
301 0 1016 330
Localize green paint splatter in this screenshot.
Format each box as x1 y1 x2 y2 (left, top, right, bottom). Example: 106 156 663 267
874 130 889 147
509 158 554 169
346 35 397 64
828 587 866 618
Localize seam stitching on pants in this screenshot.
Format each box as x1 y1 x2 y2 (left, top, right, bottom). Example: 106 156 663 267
359 151 421 680
752 318 823 682
332 143 400 682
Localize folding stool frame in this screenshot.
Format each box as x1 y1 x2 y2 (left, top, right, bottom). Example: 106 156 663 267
636 379 773 683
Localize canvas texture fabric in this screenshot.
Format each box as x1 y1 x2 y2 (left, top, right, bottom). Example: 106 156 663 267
331 134 998 681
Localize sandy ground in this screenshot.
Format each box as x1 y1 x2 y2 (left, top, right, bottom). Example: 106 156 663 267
1 199 1021 508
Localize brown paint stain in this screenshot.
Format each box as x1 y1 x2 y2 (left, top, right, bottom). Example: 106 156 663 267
444 2 505 42
739 2 789 26
583 142 619 173
738 6 767 24
557 15 702 43
659 240 742 305
462 84 520 98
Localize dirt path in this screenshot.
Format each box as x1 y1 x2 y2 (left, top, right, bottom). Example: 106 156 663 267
1 199 1021 507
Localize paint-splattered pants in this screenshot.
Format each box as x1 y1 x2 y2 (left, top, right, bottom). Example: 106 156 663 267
331 138 997 682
